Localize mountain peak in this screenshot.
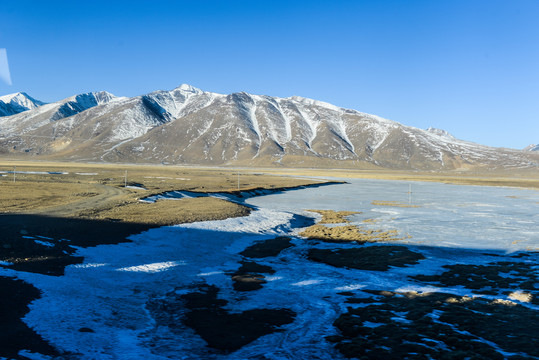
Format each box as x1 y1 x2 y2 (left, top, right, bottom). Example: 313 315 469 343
0 91 46 106
64 91 116 103
91 91 117 104
287 95 343 112
426 127 455 140
0 91 45 116
0 92 23 102
0 91 26 102
174 84 203 95
524 144 539 151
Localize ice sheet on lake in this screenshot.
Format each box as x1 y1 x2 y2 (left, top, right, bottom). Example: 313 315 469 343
246 179 539 251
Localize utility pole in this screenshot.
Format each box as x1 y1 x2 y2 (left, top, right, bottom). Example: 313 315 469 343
13 166 16 183
124 170 127 187
237 171 240 191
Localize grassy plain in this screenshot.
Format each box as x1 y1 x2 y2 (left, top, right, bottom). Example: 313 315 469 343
0 160 326 223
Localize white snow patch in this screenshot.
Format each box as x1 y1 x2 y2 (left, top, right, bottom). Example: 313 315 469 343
335 284 366 291
125 185 147 190
288 95 344 113
197 271 223 277
292 279 324 286
73 263 108 269
116 261 186 273
265 275 284 281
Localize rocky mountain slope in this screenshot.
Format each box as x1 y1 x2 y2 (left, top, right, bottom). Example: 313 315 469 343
524 144 539 152
0 85 537 170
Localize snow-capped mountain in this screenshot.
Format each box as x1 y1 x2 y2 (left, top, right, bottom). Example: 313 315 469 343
0 85 537 170
0 91 119 137
524 144 539 152
0 92 45 116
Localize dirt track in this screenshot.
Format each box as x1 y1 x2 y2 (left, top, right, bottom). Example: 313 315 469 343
28 183 131 218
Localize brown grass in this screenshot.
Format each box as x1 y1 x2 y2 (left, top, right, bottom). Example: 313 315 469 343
306 209 361 224
300 209 410 243
93 197 250 226
0 160 326 225
0 181 99 212
362 218 382 223
299 224 411 243
371 200 421 208
0 160 326 194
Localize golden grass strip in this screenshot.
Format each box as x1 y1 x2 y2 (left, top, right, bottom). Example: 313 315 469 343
306 209 361 224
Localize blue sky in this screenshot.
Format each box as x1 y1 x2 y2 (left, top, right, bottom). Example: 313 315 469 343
0 0 537 149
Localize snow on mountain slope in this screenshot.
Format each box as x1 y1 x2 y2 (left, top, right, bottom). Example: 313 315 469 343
0 91 120 137
0 85 537 170
141 85 219 124
50 91 117 121
0 92 45 117
524 144 539 151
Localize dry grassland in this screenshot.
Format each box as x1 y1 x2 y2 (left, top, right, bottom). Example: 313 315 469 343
94 197 250 226
306 209 360 224
299 209 411 243
0 160 325 225
300 224 411 243
0 181 97 212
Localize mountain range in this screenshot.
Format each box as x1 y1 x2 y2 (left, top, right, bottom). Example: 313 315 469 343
0 85 537 171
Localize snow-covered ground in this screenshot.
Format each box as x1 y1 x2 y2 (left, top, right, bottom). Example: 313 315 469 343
1 179 538 359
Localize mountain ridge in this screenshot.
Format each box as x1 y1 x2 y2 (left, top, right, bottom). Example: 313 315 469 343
0 85 537 171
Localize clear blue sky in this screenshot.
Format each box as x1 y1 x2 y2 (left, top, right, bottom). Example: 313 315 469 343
1 0 538 149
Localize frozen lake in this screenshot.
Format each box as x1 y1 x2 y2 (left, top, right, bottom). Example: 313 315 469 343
246 178 539 251
3 179 539 359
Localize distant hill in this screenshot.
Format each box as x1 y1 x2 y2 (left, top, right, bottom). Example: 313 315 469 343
1 85 538 171
524 144 539 152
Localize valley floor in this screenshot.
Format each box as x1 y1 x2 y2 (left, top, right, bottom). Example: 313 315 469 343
0 160 538 359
